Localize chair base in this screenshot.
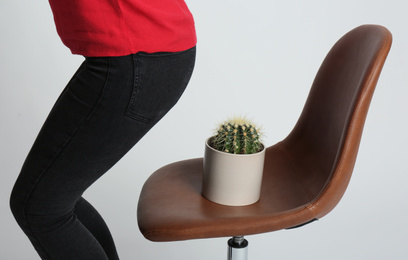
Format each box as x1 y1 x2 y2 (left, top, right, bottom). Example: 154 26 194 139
228 236 248 260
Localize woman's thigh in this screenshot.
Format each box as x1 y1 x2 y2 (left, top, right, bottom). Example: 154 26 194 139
12 46 196 226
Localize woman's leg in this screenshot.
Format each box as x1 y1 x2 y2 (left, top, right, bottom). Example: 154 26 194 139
74 198 119 259
10 47 196 259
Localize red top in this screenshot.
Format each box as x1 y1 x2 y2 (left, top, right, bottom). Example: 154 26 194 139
48 0 197 57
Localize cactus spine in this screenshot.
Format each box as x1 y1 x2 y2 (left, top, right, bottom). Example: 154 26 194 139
212 117 262 154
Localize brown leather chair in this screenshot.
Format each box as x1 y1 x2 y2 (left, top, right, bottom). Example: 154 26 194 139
137 25 392 259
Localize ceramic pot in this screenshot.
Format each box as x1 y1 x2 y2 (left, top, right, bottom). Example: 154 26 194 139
202 137 266 206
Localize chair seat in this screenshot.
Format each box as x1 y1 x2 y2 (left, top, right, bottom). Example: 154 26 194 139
137 24 392 243
138 144 319 242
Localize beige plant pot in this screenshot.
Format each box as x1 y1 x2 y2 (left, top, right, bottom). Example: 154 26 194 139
202 137 266 206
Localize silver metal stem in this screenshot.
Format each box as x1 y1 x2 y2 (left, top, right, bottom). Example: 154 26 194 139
227 236 248 260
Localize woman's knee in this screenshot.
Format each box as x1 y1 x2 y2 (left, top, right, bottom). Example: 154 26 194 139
10 181 70 233
9 184 28 229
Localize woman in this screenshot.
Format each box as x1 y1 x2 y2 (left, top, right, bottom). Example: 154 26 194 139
10 0 196 259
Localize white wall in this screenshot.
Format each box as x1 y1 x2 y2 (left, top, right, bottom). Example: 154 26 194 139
1 0 407 259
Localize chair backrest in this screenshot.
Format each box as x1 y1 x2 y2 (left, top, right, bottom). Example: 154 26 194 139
281 25 392 218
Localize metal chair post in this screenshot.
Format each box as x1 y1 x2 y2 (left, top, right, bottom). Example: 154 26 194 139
227 236 248 260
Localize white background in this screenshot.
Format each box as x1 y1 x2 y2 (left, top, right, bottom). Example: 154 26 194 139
1 0 407 259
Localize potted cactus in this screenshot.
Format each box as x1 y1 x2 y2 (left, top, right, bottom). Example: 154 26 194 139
202 117 266 206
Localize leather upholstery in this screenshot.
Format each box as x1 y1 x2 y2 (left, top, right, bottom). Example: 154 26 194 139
137 25 392 242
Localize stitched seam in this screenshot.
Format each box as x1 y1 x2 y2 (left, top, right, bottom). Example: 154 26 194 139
309 83 367 213
125 54 152 123
22 58 112 259
128 54 139 113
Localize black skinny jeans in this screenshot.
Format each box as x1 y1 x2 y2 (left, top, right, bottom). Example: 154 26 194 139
10 47 196 260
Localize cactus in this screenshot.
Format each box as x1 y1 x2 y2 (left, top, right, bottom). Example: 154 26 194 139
211 117 263 154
